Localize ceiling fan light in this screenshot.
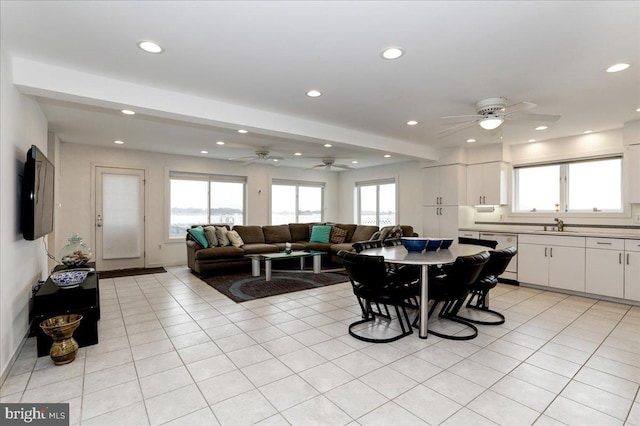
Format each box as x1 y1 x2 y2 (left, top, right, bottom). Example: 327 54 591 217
479 117 503 130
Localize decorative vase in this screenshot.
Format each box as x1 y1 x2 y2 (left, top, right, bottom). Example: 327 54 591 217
39 314 83 365
60 234 92 267
285 242 292 254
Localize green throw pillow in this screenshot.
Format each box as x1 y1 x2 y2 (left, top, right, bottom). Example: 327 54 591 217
310 225 332 243
187 226 209 248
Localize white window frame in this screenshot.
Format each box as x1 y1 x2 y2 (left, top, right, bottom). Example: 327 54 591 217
270 179 325 224
513 156 624 216
168 171 247 240
355 178 397 226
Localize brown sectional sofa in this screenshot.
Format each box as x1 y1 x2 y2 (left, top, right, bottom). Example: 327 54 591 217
186 223 416 277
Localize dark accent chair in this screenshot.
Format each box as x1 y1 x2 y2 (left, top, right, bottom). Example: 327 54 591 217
337 250 415 343
451 247 517 325
415 251 490 340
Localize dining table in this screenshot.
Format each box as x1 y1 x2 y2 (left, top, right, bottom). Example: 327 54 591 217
358 243 491 339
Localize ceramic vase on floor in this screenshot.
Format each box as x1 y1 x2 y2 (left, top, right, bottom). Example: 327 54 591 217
39 314 83 365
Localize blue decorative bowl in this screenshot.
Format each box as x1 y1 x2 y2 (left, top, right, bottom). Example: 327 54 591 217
440 239 454 249
425 239 443 251
401 237 429 253
50 269 90 289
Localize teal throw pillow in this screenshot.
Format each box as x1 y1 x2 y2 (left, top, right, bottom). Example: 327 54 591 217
310 225 332 243
187 226 209 248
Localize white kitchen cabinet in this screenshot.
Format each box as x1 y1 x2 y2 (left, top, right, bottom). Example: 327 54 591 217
586 238 625 298
423 206 459 238
422 165 466 206
624 239 640 301
518 234 585 292
466 162 508 206
628 145 640 204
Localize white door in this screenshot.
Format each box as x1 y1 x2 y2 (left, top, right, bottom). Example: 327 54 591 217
586 249 624 298
95 167 145 271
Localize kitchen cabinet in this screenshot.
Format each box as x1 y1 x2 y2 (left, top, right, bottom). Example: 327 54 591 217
628 145 640 203
423 206 459 238
624 239 640 301
586 238 625 298
422 165 466 206
518 234 585 292
466 162 508 206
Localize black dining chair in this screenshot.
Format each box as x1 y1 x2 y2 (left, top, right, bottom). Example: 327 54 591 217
450 247 517 325
458 237 498 249
413 251 490 340
337 250 415 343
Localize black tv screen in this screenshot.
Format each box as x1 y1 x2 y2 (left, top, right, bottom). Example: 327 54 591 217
22 145 55 240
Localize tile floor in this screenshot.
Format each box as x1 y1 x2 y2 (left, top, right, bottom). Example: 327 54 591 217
1 266 639 425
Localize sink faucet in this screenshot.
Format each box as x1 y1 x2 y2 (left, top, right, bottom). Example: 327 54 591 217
554 218 564 232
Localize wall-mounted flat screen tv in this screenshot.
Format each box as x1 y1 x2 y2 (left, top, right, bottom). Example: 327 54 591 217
22 145 55 240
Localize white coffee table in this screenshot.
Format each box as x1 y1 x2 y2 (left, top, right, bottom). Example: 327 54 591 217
246 250 325 281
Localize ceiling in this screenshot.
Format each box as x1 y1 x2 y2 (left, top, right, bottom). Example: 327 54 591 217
2 1 639 169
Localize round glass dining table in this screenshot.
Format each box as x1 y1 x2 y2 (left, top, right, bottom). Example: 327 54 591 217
358 243 491 339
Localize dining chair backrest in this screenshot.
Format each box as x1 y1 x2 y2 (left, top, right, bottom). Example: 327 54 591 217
449 251 491 286
338 250 388 290
458 237 498 249
480 247 517 279
383 238 403 247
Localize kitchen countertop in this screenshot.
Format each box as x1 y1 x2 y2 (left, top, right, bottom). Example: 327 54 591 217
460 227 640 239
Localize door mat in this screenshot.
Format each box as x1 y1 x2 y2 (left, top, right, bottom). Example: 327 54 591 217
98 267 167 279
201 271 349 303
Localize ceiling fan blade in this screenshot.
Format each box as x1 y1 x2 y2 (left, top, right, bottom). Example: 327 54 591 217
229 155 255 161
505 101 537 112
440 114 483 122
507 112 561 123
334 164 352 169
311 164 325 169
437 121 477 137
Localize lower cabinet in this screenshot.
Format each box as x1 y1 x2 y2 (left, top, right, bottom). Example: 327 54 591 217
586 238 625 298
625 240 640 301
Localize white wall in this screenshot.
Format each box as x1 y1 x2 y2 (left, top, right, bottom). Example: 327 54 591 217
337 161 424 234
0 51 49 378
57 143 340 267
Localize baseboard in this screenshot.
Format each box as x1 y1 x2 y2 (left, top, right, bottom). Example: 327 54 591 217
0 326 31 388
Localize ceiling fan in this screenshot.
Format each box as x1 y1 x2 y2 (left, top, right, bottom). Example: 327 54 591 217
311 157 351 170
229 148 283 165
439 97 561 136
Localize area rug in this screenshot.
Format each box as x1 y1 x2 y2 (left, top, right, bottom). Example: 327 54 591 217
202 271 349 303
98 267 167 279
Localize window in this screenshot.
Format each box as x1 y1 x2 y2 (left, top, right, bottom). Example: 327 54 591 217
169 172 246 238
514 157 622 213
356 179 396 226
271 180 324 224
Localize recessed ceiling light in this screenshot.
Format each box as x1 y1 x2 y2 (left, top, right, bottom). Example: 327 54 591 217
528 139 536 143
535 126 548 131
384 154 391 158
406 120 418 126
606 63 630 73
216 141 225 145
636 107 640 112
306 90 322 97
200 150 208 154
381 47 404 60
583 130 593 134
351 160 358 164
324 144 332 148
137 40 163 54
294 152 302 156
273 159 279 162
466 139 476 143
114 140 124 145
237 129 248 134
121 109 135 115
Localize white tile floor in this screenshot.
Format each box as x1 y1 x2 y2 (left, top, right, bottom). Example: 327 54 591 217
2 266 639 426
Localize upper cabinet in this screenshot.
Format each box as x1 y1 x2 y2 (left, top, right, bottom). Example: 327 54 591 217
628 144 640 204
422 165 467 206
466 161 508 206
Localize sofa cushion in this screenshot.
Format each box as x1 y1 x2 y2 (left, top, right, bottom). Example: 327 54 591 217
304 242 333 252
289 223 310 242
310 225 332 243
329 242 355 254
242 243 279 254
233 225 265 244
194 246 245 260
203 226 219 247
334 224 357 242
215 226 231 246
187 226 209 248
400 225 415 237
329 227 348 244
351 225 379 243
263 224 292 243
227 230 244 248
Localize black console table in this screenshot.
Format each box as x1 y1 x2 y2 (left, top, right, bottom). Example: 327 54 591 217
31 263 100 357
